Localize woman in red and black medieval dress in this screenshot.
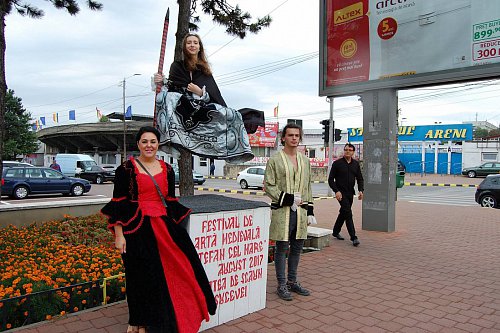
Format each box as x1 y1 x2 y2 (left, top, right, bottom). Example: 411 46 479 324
101 126 216 333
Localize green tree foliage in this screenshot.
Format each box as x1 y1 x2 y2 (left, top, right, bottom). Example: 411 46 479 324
3 89 38 160
99 115 109 122
487 128 500 138
175 0 271 196
473 128 489 139
0 0 102 196
193 1 271 38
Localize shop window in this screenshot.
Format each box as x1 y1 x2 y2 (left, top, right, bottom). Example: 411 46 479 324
482 152 497 161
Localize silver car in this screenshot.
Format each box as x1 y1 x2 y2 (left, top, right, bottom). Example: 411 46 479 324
237 166 266 189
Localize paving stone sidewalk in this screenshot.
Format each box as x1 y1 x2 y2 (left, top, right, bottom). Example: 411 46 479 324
11 197 500 333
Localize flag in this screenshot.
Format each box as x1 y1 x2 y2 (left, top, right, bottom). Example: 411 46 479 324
52 113 58 123
125 105 132 119
40 117 46 126
69 110 76 121
96 107 102 120
34 120 41 130
273 104 279 118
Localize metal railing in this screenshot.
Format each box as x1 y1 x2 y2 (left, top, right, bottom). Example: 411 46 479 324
100 273 125 305
0 275 125 332
407 161 435 176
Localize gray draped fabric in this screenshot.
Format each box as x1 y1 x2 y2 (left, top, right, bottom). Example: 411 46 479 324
156 90 254 164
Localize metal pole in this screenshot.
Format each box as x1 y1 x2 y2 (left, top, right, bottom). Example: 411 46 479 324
123 78 126 163
327 97 334 197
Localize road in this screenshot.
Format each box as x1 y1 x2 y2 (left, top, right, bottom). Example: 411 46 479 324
0 178 478 207
397 186 477 206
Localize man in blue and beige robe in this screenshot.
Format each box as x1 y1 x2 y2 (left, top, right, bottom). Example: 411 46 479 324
264 123 316 301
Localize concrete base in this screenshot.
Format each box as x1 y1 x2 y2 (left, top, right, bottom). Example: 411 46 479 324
305 226 331 250
0 198 109 228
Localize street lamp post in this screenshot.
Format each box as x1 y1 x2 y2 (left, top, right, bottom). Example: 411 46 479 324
122 74 141 163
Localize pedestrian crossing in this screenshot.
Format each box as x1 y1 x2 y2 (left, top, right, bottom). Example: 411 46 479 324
397 187 477 206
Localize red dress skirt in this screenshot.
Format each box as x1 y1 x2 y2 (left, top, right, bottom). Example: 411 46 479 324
122 171 211 332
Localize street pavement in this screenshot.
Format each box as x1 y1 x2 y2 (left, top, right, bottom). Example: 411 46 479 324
10 174 500 333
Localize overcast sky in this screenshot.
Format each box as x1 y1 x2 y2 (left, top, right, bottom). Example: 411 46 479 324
6 0 500 131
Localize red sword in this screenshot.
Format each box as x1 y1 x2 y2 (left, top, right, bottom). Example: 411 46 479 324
154 8 170 126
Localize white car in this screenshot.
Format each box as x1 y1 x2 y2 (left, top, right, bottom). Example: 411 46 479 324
237 166 266 189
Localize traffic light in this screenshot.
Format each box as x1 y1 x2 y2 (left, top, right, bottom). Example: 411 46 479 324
320 119 329 144
334 128 341 142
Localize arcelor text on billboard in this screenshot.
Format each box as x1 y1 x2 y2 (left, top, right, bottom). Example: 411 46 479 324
319 0 500 97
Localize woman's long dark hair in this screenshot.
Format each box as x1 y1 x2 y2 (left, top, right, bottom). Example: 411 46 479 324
182 33 212 76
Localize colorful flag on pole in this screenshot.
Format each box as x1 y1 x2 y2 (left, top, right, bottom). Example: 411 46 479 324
96 107 102 120
40 117 46 126
125 105 132 119
52 113 58 123
69 110 76 121
273 104 279 118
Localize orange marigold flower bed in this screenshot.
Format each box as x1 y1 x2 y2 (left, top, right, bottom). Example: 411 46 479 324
0 214 125 331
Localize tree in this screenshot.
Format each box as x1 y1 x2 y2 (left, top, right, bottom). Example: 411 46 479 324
174 0 271 196
0 0 102 197
473 128 489 139
488 128 500 138
3 89 38 160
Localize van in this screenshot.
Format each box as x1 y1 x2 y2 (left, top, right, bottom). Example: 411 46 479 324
55 154 97 176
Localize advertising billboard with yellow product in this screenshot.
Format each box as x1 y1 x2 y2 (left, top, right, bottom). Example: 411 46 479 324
320 0 500 96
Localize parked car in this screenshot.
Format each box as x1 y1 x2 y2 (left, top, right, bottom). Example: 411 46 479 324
171 164 205 185
462 162 500 178
77 165 115 184
2 161 34 168
1 166 91 199
475 174 500 208
101 165 117 172
237 166 266 189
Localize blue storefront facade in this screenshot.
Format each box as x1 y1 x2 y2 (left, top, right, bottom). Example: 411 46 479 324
348 124 474 175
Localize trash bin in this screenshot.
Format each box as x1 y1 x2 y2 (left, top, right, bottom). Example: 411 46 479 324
396 171 405 188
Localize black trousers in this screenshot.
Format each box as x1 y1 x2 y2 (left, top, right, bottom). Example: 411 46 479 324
332 193 357 241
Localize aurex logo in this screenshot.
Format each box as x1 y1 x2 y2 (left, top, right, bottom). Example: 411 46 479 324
376 0 407 10
334 2 363 25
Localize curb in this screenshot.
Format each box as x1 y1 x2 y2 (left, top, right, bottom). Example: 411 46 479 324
206 176 477 187
194 187 335 200
404 182 477 188
194 187 266 196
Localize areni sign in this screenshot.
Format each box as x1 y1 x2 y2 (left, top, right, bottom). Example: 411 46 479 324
319 0 500 97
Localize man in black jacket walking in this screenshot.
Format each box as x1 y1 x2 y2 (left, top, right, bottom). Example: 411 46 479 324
328 143 364 246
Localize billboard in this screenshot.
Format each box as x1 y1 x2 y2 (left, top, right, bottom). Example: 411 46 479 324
320 0 500 96
348 124 473 142
248 122 279 147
